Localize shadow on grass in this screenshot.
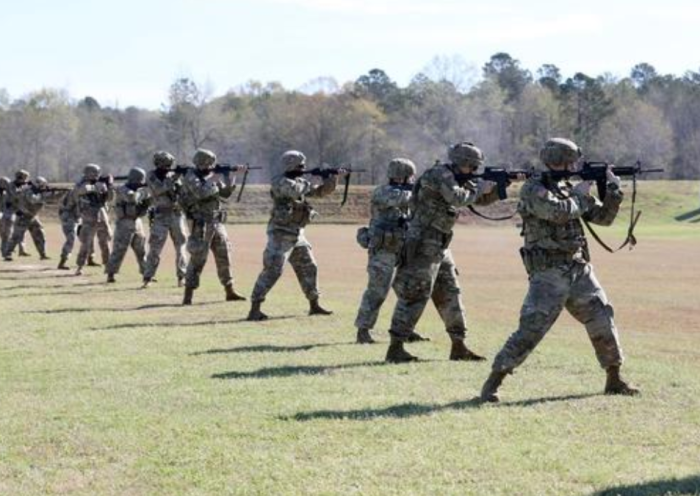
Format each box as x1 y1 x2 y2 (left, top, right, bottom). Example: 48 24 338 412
0 282 104 291
675 207 700 222
191 342 351 356
2 287 140 298
592 475 700 495
0 274 77 281
0 266 54 273
212 361 392 380
285 393 598 422
89 318 245 331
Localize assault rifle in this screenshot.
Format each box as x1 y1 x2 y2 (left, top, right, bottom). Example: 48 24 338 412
300 166 366 206
453 166 532 200
544 161 664 200
172 163 262 202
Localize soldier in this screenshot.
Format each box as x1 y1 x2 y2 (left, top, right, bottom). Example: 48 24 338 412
247 150 345 321
3 175 50 261
354 158 416 344
142 151 188 288
480 138 639 402
57 188 79 270
180 148 247 305
1 173 30 258
385 142 500 363
74 164 114 276
105 167 150 283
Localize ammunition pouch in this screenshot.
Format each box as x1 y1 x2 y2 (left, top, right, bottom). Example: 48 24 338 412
356 227 370 249
519 248 587 275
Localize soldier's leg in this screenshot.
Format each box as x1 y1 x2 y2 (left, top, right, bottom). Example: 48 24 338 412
60 218 77 259
170 214 189 280
28 218 48 258
210 224 233 288
106 224 133 277
143 219 168 281
289 243 332 315
131 220 147 275
354 251 396 331
96 220 112 266
75 222 96 269
184 222 210 291
0 215 11 256
250 233 295 303
4 217 29 260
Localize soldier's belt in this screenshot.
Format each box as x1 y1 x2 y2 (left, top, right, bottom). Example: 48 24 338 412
422 227 453 249
519 248 585 272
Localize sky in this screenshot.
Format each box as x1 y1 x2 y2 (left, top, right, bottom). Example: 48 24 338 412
1 0 699 109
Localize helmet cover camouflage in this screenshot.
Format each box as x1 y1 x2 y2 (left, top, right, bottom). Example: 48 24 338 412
34 176 48 188
387 158 417 181
15 169 30 181
153 151 175 169
448 142 484 168
84 163 101 179
192 149 217 170
539 138 582 166
127 167 147 185
0 176 10 189
281 150 306 171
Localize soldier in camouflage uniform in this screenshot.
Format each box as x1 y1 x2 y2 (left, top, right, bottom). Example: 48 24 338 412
385 142 501 363
354 158 416 344
180 148 247 305
481 138 639 402
57 188 79 270
105 167 150 283
74 164 115 275
3 175 50 261
247 150 346 321
1 173 30 258
142 151 189 288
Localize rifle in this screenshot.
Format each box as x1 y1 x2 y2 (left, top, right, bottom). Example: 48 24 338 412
300 167 366 206
545 161 664 200
173 164 261 176
453 166 532 200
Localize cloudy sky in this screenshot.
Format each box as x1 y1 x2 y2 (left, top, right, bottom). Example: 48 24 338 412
1 0 698 108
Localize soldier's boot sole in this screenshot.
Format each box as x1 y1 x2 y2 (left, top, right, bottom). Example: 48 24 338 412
225 285 247 302
449 340 487 361
356 329 376 344
480 370 508 403
246 301 269 321
385 342 419 363
57 257 70 270
309 299 333 316
605 366 640 396
106 274 116 283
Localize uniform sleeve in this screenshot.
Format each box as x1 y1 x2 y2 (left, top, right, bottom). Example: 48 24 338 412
474 184 501 206
147 174 170 198
520 181 593 225
436 172 480 207
307 175 338 198
376 187 412 208
583 183 623 226
218 173 236 199
275 177 314 199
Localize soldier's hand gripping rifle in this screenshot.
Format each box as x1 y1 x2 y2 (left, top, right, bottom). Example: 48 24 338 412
546 160 665 253
172 163 261 202
452 166 531 221
302 166 366 206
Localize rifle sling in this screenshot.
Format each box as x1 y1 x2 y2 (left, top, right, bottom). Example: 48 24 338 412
340 174 351 207
236 169 249 203
467 205 518 221
582 174 641 253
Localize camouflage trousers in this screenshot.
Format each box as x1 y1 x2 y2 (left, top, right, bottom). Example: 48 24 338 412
184 220 233 290
1 212 25 257
76 218 112 268
492 261 624 372
250 229 319 303
354 249 399 330
6 214 46 257
106 218 146 275
389 238 467 342
143 212 188 280
59 213 79 259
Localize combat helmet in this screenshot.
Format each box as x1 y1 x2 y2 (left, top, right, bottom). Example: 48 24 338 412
83 163 102 180
127 167 147 185
193 149 217 170
387 158 416 181
0 176 10 189
34 176 49 189
15 169 30 182
539 138 582 167
153 151 175 169
281 150 306 171
448 142 484 169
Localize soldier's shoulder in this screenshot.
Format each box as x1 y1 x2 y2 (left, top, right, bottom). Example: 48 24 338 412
520 176 548 199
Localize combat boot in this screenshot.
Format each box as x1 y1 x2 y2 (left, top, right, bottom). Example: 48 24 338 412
87 256 101 267
480 370 508 403
106 273 116 283
182 287 194 305
356 328 375 344
247 301 269 321
3 256 12 262
75 266 83 276
40 253 50 260
407 331 430 342
605 366 640 396
18 247 30 257
57 256 69 270
449 339 486 361
177 277 184 288
141 277 152 289
309 298 333 316
385 339 419 363
225 284 246 301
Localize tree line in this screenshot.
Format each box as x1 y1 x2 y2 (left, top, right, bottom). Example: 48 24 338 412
1 53 698 183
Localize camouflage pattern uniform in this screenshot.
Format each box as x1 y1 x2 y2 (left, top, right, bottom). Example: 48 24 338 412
74 164 114 272
248 151 338 319
180 149 242 302
386 142 500 362
354 158 415 343
4 177 49 259
105 168 150 280
481 137 638 402
1 175 28 258
143 152 188 286
58 189 80 266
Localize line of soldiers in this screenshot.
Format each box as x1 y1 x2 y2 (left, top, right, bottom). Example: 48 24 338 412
2 137 640 402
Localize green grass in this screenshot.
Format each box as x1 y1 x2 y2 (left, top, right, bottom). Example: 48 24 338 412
1 202 699 495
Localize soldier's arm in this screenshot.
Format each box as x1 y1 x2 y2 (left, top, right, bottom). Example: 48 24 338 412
307 175 338 198
147 175 171 198
438 174 482 207
474 183 501 206
583 183 623 226
275 177 314 200
523 182 594 224
218 173 236 199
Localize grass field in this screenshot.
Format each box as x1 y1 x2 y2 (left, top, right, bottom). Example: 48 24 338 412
1 187 699 495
